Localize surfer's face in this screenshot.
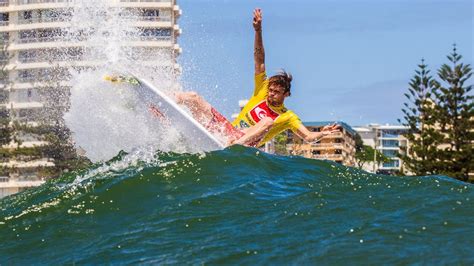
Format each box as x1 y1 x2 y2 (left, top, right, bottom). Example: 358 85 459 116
267 84 289 106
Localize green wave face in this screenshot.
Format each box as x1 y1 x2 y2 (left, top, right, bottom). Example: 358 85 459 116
1 147 473 264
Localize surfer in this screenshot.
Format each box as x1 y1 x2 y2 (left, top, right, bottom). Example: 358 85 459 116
175 8 341 147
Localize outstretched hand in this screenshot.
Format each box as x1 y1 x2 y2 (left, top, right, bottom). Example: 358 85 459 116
253 8 262 31
321 124 342 135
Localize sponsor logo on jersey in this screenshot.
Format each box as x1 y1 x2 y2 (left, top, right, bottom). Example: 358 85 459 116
249 101 279 123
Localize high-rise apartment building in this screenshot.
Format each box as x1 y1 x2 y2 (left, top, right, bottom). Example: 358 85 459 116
0 0 182 198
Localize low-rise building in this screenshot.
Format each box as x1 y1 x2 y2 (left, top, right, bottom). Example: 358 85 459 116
353 124 410 175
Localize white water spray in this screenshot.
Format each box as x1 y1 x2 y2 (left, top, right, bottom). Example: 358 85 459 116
59 0 191 162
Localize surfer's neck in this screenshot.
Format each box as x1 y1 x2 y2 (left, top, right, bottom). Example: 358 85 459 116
267 99 284 109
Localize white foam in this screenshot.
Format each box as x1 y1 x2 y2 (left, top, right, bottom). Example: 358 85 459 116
61 0 191 162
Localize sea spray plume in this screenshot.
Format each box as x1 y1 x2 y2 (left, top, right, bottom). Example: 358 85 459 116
40 0 187 161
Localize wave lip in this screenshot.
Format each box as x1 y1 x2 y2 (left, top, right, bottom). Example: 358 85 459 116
1 147 473 264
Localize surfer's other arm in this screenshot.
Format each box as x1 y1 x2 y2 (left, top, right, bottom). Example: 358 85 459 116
294 124 342 143
230 117 274 146
253 8 265 75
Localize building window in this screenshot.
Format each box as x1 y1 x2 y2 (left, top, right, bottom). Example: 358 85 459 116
140 28 171 37
382 150 398 158
312 150 321 155
142 9 159 18
383 160 400 168
0 13 8 21
382 140 399 147
23 11 32 20
335 149 342 154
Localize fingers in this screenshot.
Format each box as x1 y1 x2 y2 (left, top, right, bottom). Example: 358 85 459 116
254 8 261 17
253 8 262 23
322 124 342 132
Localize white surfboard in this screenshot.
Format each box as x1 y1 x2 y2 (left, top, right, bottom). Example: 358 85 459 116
106 73 225 151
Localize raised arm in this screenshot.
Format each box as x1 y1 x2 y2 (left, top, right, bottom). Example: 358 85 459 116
253 8 265 75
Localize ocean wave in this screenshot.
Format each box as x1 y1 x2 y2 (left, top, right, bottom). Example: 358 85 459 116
1 146 473 264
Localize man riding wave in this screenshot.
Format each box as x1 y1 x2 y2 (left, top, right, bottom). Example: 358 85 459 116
175 8 340 147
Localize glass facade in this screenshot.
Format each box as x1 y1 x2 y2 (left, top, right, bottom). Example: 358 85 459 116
383 160 400 168
382 139 399 147
382 149 398 158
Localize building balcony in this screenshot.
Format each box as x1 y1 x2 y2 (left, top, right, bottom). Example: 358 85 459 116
17 15 71 25
11 80 69 89
10 59 175 70
10 59 102 70
379 136 401 140
173 4 181 17
376 146 400 150
131 20 173 28
121 15 172 22
120 0 172 2
0 179 45 189
0 159 54 168
311 143 344 148
3 140 48 149
310 143 354 154
0 1 177 13
8 39 175 51
173 24 181 36
312 154 344 161
322 132 344 139
12 0 71 5
0 1 70 12
116 0 173 9
0 21 69 32
5 101 43 109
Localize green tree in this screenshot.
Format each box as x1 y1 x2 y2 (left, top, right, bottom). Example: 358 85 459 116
432 45 473 181
37 66 91 176
399 59 444 175
355 144 391 170
273 132 288 155
41 122 90 176
354 133 390 170
0 33 11 147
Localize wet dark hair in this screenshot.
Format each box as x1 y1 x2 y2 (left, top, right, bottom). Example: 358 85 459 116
268 69 293 96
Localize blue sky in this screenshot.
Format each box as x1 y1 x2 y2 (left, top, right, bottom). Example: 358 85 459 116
177 0 473 126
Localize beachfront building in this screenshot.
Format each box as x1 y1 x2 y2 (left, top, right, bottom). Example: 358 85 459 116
353 124 410 175
286 121 357 166
0 0 182 198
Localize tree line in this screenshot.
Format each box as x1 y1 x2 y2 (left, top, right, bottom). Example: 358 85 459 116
353 45 472 182
399 45 472 182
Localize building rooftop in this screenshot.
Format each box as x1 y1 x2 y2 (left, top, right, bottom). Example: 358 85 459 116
353 124 410 130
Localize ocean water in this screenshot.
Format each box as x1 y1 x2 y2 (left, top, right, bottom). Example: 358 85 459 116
1 146 472 264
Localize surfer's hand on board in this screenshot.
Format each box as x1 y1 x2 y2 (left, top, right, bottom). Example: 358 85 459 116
253 8 262 31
